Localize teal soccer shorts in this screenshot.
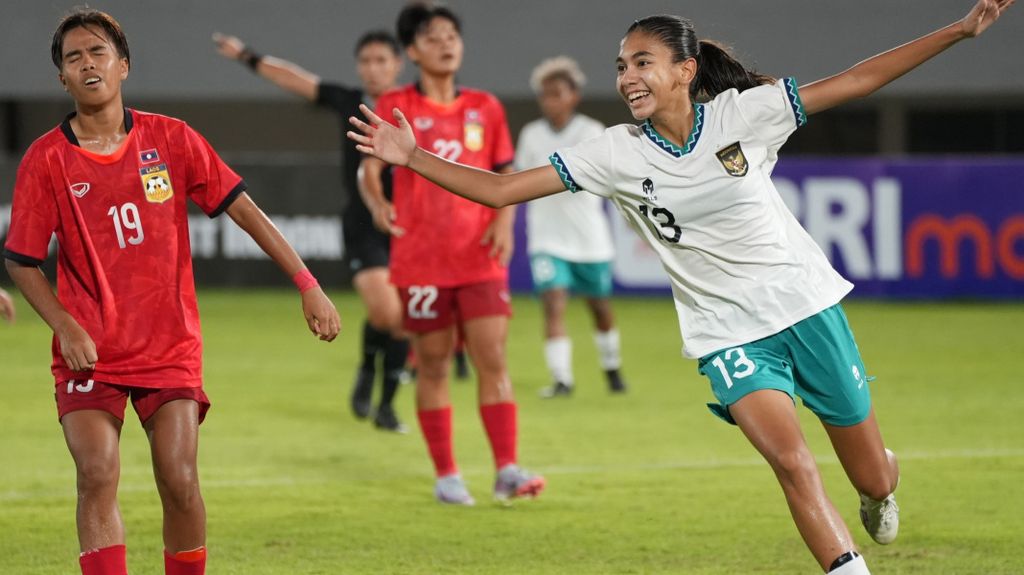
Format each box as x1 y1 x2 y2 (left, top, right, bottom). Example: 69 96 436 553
530 253 613 298
697 304 872 427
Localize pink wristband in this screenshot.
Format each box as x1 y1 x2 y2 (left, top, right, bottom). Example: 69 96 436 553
292 268 320 293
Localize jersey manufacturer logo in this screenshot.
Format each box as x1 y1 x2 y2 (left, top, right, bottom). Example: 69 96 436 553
139 163 174 203
641 178 658 204
464 109 483 152
716 142 748 177
139 148 160 164
69 182 91 198
413 117 434 131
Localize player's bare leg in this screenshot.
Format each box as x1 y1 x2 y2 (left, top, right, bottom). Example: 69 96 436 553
584 296 614 333
585 296 627 393
144 399 205 554
824 409 901 544
62 410 125 551
413 327 456 410
539 288 573 397
353 267 403 335
730 389 857 572
541 288 569 340
463 315 513 405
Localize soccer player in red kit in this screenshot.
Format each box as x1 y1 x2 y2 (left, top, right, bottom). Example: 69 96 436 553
360 2 545 505
3 9 340 575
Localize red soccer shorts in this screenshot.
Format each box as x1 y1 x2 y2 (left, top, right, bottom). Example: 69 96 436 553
55 379 211 424
399 279 512 334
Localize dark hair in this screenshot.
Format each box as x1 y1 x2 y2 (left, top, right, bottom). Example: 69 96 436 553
626 15 773 101
355 29 401 57
396 2 461 47
51 8 130 70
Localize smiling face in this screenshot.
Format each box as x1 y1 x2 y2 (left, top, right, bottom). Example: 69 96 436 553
406 16 463 77
616 31 694 121
58 25 129 110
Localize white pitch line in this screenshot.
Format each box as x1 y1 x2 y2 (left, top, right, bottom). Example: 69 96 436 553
2 447 1021 503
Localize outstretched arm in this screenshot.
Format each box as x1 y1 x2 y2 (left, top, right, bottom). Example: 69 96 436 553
801 0 1014 115
225 193 341 341
212 33 320 102
348 105 566 208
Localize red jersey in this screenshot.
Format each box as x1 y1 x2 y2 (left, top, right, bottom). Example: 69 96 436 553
3 109 244 388
376 84 515 287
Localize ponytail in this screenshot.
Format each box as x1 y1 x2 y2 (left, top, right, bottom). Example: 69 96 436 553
626 16 774 103
692 40 775 101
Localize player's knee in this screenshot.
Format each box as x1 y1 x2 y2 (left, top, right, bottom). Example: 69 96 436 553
417 357 450 382
155 465 201 511
769 449 819 488
76 456 119 495
366 306 402 334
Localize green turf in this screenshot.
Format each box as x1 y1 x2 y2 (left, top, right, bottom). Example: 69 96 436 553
1 290 1022 574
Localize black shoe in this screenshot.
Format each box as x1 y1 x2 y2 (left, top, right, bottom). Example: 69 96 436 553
454 350 471 381
605 369 628 394
350 368 375 419
373 406 408 433
539 381 573 398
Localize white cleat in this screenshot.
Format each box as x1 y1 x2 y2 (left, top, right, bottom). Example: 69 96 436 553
859 492 899 544
434 474 475 506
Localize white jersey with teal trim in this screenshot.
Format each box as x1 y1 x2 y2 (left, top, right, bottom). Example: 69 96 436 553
516 114 614 262
549 78 853 359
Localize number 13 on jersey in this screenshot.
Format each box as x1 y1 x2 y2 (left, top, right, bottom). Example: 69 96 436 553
710 347 756 389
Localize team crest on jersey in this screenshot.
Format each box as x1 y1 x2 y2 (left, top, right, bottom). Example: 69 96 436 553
464 109 484 152
139 163 174 203
716 142 748 177
70 182 90 198
641 178 657 203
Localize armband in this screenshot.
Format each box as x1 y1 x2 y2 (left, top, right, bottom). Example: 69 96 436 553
291 268 320 293
240 48 262 71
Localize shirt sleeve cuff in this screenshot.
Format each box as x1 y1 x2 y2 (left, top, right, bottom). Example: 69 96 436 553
549 152 582 193
208 180 247 218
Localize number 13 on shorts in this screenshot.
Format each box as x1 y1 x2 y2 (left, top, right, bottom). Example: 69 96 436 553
709 347 756 389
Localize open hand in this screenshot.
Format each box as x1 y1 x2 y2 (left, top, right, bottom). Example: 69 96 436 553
960 0 1015 37
348 104 418 167
212 32 246 60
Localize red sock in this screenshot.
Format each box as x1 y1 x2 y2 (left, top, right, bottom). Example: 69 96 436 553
417 406 457 476
79 544 127 575
164 546 206 575
480 402 517 470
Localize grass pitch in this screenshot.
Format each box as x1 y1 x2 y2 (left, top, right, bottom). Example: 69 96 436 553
1 290 1022 574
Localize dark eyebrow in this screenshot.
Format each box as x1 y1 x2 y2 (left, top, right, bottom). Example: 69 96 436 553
63 42 107 61
615 50 655 65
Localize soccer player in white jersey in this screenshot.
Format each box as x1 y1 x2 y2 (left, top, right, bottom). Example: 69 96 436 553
516 57 627 398
349 1 1013 571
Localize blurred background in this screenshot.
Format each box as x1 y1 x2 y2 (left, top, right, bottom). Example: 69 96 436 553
2 0 1022 295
